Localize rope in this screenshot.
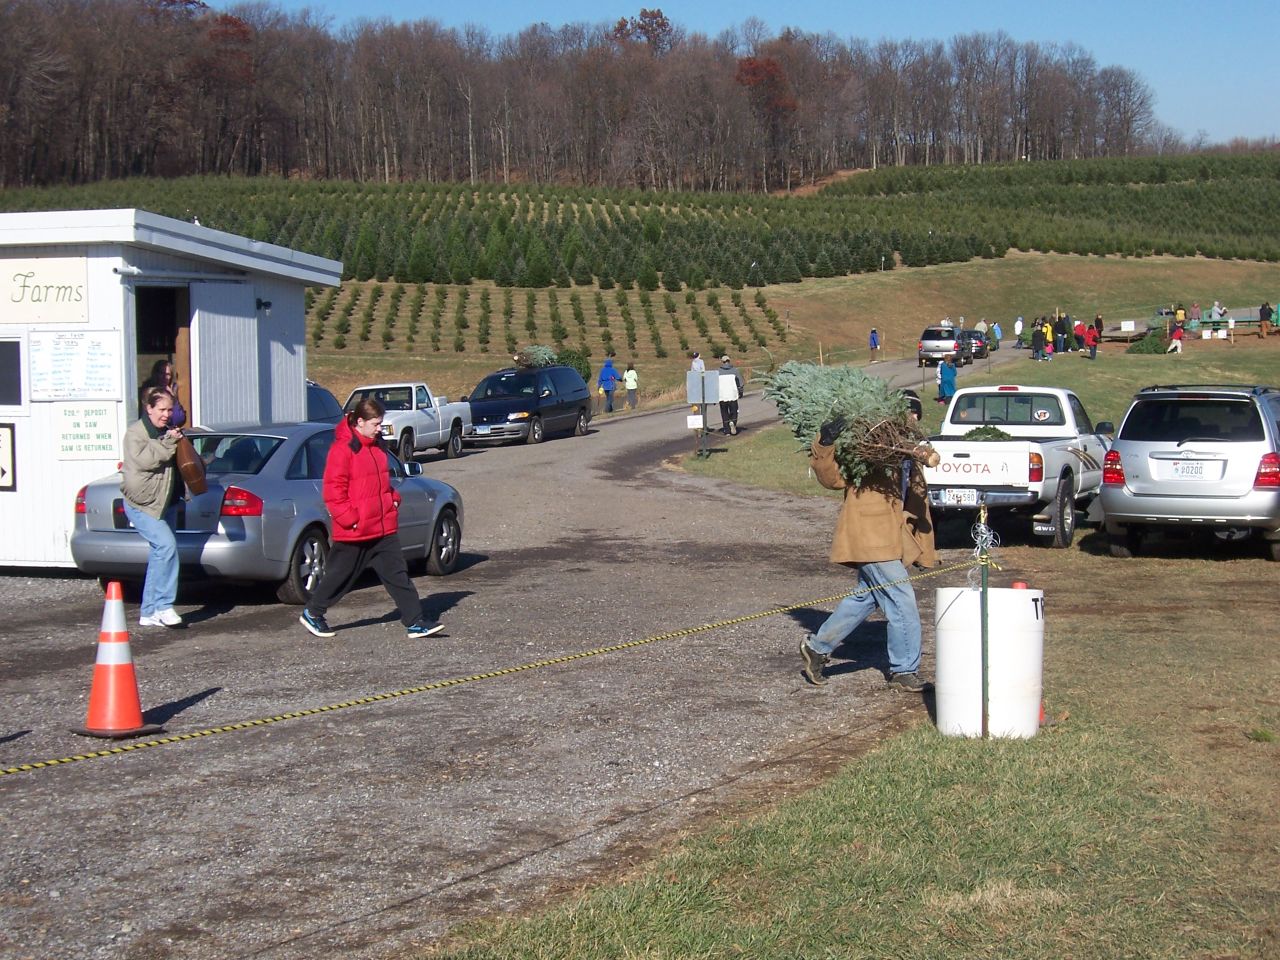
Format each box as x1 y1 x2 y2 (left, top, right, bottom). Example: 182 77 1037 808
1 559 980 779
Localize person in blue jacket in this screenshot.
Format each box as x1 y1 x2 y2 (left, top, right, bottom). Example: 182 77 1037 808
936 354 958 404
597 354 622 413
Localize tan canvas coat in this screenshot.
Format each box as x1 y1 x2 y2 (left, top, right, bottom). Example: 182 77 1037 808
810 437 937 568
121 418 178 519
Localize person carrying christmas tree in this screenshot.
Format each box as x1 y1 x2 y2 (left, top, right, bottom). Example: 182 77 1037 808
798 415 937 692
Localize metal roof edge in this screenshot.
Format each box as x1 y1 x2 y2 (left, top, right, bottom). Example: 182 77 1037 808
0 208 343 287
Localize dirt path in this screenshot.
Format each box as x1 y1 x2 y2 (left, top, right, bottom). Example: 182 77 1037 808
1 376 1006 960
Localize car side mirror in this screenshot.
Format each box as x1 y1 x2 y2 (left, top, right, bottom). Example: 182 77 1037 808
541 389 553 398
403 461 423 477
1095 421 1115 435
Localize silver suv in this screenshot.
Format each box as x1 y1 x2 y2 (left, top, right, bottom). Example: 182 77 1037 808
1100 384 1280 559
917 326 973 367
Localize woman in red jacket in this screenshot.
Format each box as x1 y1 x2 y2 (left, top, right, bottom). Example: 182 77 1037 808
299 398 443 639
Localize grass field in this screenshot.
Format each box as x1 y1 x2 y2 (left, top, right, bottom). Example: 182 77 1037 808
421 347 1280 959
308 254 1280 404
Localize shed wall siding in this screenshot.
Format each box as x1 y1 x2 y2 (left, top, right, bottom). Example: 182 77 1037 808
192 283 259 427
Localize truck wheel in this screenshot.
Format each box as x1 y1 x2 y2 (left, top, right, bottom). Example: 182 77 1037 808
398 431 415 462
574 408 589 436
1268 540 1280 562
526 416 544 444
277 526 329 604
1050 475 1075 548
426 508 460 575
445 423 463 459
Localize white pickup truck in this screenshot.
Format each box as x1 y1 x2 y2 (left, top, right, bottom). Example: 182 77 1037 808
343 381 472 461
922 385 1114 547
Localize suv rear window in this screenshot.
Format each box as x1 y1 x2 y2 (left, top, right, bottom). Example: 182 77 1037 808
921 328 957 340
1119 398 1265 443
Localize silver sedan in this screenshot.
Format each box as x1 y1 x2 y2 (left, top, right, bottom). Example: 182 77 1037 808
70 422 463 603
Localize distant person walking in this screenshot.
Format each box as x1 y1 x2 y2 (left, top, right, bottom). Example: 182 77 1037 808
1166 322 1185 354
1031 324 1046 362
991 321 1003 350
1260 302 1273 339
868 327 881 361
690 351 705 373
717 355 744 434
1013 316 1024 347
1084 323 1100 360
299 398 442 641
936 354 958 404
597 354 622 413
622 363 639 410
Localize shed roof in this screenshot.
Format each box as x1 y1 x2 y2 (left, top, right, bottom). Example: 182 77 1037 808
0 208 342 287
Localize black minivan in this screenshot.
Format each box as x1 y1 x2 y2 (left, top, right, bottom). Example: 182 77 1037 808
464 365 593 445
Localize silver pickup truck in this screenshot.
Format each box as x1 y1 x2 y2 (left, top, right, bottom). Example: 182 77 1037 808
344 381 472 461
922 385 1114 547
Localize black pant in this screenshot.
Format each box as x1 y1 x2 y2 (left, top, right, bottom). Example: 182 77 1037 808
306 533 422 627
719 399 739 428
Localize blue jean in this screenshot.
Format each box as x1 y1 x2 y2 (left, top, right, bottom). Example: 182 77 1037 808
808 559 922 675
124 501 178 616
603 389 615 413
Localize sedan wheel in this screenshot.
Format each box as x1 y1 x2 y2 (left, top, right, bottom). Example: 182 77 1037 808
426 509 461 576
277 526 329 604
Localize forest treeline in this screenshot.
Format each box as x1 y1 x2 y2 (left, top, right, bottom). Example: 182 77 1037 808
0 0 1241 191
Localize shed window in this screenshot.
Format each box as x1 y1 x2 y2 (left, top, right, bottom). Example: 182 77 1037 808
0 341 19 406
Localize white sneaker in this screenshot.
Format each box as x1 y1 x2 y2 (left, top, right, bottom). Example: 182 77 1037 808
139 613 163 627
155 608 184 627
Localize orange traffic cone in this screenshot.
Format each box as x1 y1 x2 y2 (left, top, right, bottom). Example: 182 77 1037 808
72 582 164 739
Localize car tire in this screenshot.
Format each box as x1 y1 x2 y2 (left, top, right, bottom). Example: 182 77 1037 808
426 508 461 576
574 408 589 436
399 431 415 462
445 423 463 459
526 416 544 444
1050 475 1075 548
277 526 329 604
1267 539 1280 562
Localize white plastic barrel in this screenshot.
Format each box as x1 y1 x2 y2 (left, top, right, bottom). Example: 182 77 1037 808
934 586 1044 738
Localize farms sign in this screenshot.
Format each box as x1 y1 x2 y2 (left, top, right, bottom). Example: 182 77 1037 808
2 257 88 324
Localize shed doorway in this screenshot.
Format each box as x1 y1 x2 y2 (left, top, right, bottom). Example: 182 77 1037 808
134 285 192 419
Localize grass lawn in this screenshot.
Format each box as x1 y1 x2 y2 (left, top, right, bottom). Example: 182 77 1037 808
423 347 1280 959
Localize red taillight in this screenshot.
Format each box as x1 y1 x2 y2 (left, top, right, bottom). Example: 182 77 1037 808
917 340 924 350
220 485 264 517
75 485 87 515
952 341 961 351
1103 449 1125 486
1028 452 1044 483
1255 452 1280 488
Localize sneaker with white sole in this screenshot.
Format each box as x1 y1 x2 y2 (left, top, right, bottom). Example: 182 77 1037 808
406 619 444 639
887 671 930 692
155 608 183 627
140 610 183 628
299 609 336 638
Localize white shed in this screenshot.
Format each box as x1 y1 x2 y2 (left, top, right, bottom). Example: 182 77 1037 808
0 208 343 567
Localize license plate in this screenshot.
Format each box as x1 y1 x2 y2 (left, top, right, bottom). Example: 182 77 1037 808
475 425 491 435
1173 461 1205 478
943 488 978 506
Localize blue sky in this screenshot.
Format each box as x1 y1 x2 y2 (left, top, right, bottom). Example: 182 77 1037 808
261 0 1278 143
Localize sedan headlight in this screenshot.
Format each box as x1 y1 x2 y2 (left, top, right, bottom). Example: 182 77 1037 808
507 411 530 421
381 424 395 436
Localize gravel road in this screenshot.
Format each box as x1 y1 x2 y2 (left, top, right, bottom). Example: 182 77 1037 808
0 353 1012 960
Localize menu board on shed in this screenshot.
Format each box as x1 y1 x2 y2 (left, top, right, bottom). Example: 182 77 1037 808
29 330 122 401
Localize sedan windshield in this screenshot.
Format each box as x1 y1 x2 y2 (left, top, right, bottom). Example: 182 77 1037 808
190 434 285 475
